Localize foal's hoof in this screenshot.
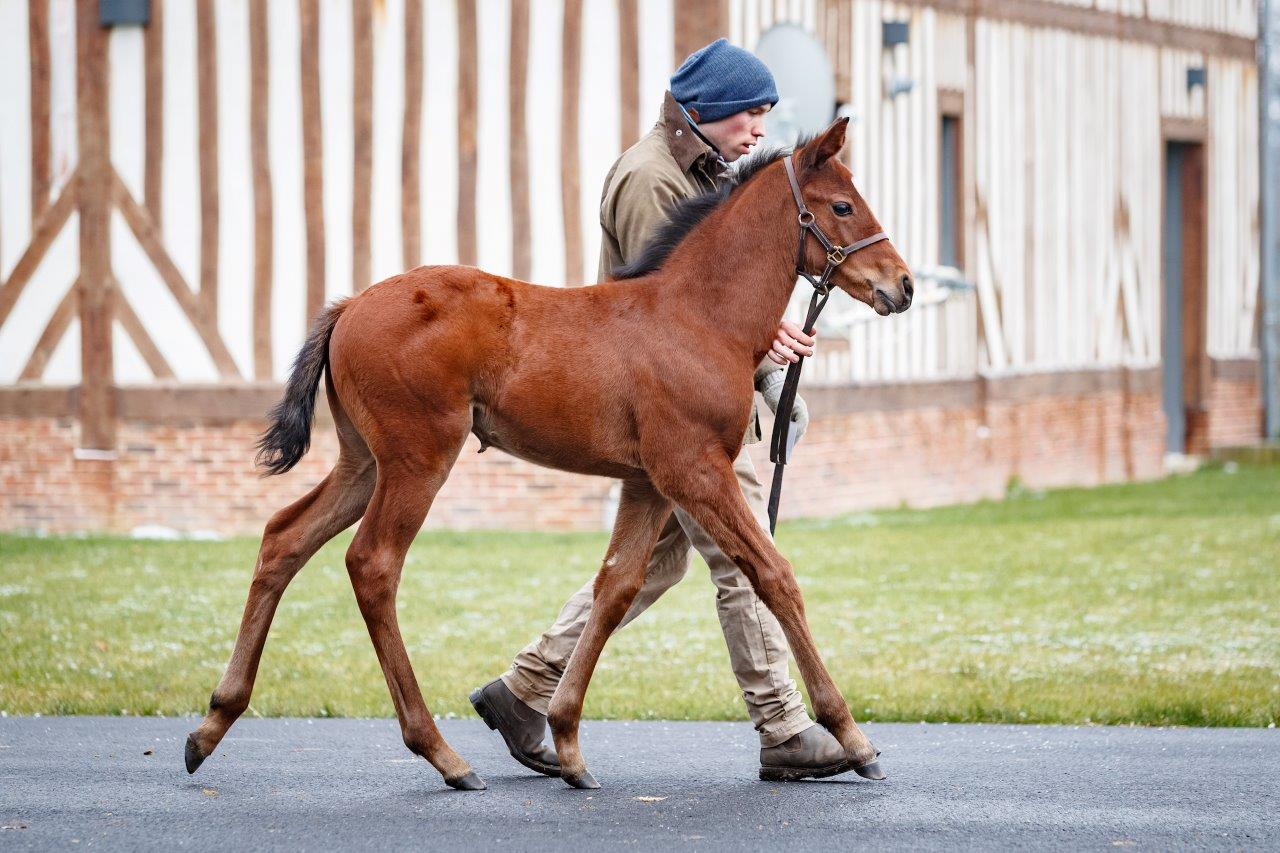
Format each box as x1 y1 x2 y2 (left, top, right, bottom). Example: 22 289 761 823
184 734 206 774
445 771 487 791
854 752 886 781
562 770 600 790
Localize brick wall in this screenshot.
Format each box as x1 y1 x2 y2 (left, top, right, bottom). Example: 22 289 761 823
1201 359 1263 450
0 362 1262 536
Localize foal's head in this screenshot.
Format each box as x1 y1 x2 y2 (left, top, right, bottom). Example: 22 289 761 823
786 119 913 316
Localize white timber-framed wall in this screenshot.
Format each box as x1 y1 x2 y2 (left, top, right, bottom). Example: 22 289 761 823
0 0 1262 448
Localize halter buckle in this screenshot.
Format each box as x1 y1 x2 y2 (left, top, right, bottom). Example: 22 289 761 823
826 247 847 265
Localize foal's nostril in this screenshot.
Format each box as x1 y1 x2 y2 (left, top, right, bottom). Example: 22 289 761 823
901 275 914 300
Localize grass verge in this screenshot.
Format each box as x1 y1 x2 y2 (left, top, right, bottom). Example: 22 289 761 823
1 462 1276 726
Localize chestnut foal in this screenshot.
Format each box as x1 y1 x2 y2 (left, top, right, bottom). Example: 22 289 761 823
185 118 913 791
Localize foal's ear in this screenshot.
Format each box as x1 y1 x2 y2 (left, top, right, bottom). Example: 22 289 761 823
799 117 849 173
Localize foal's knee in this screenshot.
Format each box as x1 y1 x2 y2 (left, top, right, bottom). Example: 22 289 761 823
345 545 399 607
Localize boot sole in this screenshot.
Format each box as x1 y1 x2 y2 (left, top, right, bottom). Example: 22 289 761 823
759 755 885 782
468 687 561 778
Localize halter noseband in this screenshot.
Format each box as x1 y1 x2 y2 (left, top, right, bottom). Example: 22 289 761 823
782 153 888 295
767 154 890 534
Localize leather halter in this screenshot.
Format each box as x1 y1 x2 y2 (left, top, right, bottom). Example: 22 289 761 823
767 154 890 534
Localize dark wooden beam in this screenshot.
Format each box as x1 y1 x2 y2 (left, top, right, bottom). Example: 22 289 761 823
115 287 176 380
76 0 116 450
112 171 241 378
509 0 531 280
352 0 373 291
457 0 478 267
0 181 78 329
402 0 423 270
561 0 583 284
144 0 165 225
28 0 51 221
196 0 219 321
249 0 274 379
19 285 77 381
299 0 326 323
618 0 640 150
674 0 727 63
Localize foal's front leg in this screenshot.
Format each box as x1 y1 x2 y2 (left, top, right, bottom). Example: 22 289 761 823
651 448 883 777
546 478 672 789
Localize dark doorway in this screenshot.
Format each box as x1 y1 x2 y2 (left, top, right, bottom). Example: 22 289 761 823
1161 141 1208 454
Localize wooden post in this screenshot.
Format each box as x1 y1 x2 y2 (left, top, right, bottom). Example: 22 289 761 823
250 0 274 379
561 0 583 284
300 0 326 323
674 0 728 64
196 0 219 322
76 1 115 451
144 0 164 225
402 0 423 270
352 0 373 291
618 0 639 150
28 0 51 222
457 0 478 267
509 0 531 280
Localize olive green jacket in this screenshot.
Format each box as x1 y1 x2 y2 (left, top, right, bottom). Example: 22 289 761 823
597 91 783 444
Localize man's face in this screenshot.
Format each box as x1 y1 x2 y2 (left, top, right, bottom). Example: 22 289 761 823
697 104 770 162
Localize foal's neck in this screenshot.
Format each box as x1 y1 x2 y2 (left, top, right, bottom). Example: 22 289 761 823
659 171 800 368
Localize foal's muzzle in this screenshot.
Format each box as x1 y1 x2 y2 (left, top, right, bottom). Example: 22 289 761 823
873 274 913 315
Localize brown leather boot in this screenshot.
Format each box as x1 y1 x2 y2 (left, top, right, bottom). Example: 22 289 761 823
469 678 560 777
758 724 886 782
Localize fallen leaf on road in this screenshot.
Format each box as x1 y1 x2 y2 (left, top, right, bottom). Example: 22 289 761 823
202 788 219 797
142 748 154 756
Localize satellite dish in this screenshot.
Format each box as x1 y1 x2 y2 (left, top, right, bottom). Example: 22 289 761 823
754 25 837 148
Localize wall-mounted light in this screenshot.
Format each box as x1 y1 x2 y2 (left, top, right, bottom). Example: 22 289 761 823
883 21 910 48
1186 66 1207 92
100 0 150 26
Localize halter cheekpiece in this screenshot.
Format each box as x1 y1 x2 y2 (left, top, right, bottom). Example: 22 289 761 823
767 154 889 533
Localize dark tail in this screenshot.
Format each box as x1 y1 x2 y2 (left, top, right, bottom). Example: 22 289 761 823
256 300 349 476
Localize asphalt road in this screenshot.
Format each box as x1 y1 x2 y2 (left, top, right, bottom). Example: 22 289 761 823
0 717 1275 850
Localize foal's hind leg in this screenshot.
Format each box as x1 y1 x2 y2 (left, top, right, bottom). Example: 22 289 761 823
547 478 673 789
186 449 375 772
344 416 483 790
651 449 882 777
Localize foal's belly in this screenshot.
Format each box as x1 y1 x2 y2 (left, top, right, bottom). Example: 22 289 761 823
469 401 641 480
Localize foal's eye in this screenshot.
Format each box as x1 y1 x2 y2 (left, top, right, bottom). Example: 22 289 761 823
832 202 853 216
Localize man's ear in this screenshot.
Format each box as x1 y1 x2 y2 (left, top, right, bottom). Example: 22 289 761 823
798 117 849 173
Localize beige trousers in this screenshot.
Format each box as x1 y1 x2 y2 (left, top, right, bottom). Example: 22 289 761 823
502 448 813 747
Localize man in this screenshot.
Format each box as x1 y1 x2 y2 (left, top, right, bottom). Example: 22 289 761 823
471 39 852 781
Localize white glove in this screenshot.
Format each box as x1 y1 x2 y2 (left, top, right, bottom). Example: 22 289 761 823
758 369 809 442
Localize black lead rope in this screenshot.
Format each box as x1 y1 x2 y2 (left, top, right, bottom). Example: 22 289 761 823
766 286 829 533
767 155 889 535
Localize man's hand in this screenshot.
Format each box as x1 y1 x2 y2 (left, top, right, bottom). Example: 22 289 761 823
758 369 810 443
767 319 816 365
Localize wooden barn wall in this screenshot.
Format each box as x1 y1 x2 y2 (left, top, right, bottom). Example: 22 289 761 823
731 0 1259 383
0 0 1262 400
0 0 676 388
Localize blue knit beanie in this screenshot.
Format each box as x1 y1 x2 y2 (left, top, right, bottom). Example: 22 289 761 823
669 38 778 124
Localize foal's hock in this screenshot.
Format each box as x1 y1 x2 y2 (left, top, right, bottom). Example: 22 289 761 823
185 118 913 791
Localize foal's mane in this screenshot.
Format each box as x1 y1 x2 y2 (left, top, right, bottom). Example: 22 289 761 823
612 141 806 280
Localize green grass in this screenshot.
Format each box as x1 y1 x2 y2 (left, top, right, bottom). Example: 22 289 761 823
1 461 1277 726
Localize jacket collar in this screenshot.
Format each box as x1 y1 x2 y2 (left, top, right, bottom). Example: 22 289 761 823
659 91 724 178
